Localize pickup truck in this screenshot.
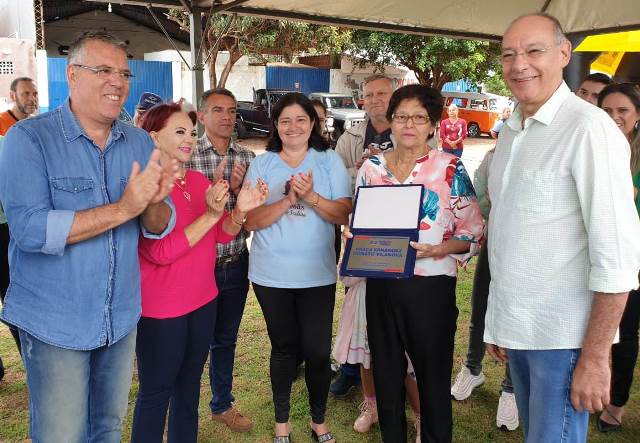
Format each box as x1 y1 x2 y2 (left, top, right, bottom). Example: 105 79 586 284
236 89 292 137
308 92 366 141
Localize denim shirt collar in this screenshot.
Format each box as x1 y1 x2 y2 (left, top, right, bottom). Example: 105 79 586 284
60 99 126 144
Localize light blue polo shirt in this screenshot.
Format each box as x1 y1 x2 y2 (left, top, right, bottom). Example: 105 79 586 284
246 148 351 288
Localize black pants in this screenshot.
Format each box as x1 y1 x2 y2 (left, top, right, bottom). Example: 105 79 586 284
254 283 335 424
611 288 640 407
367 275 458 443
131 298 218 443
0 222 20 355
465 243 512 392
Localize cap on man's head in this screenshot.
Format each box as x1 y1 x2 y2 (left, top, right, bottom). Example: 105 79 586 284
136 92 163 112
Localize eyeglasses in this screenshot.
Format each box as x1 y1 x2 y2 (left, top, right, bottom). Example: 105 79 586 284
391 113 430 125
500 45 555 64
71 64 135 81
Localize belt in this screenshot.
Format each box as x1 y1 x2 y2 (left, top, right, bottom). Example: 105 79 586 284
216 250 247 267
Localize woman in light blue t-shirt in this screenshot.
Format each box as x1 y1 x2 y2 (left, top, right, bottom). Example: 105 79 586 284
245 93 352 443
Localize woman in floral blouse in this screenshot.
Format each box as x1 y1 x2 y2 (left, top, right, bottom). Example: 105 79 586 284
347 84 484 442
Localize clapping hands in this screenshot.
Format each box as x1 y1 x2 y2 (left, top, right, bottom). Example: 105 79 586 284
236 178 269 213
205 180 230 218
291 171 316 203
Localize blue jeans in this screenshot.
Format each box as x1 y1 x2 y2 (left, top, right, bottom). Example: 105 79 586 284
19 328 136 443
339 362 361 379
507 349 588 443
209 251 250 414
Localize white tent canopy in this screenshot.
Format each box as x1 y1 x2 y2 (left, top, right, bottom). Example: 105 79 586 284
86 0 640 112
90 0 640 40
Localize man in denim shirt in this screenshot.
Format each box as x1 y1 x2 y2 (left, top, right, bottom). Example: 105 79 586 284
0 32 177 442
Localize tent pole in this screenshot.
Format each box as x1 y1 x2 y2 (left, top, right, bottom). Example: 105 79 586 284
564 34 595 91
190 7 205 135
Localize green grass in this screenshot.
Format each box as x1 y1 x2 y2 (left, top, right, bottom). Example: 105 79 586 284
1 259 639 442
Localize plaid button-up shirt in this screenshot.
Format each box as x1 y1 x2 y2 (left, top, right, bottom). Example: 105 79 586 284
186 134 256 261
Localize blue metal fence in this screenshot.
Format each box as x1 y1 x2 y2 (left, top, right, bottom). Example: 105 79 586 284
266 66 330 96
47 58 173 115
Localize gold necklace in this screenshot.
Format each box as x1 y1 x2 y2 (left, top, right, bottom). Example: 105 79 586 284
175 173 191 201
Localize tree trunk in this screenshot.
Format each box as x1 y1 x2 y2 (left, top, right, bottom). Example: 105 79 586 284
217 42 243 88
415 70 432 86
204 27 220 88
207 52 218 89
433 74 451 91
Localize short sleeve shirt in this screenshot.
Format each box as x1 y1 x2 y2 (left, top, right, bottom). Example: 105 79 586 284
245 148 351 288
491 119 506 135
0 110 18 136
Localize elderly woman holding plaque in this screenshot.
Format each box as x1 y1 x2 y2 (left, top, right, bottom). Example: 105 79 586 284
346 84 484 442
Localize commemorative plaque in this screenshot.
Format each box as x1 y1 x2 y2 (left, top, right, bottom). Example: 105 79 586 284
340 184 423 279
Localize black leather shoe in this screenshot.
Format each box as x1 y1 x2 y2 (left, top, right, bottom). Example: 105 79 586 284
597 409 622 433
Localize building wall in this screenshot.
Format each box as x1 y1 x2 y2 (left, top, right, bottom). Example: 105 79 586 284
44 11 189 59
0 0 36 40
144 50 266 104
266 65 330 95
330 57 417 99
0 38 38 111
46 57 172 116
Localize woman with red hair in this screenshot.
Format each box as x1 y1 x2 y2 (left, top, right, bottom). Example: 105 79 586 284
131 102 268 443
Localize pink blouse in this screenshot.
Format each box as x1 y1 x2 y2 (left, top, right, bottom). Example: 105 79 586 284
355 150 484 277
139 170 234 319
439 118 467 150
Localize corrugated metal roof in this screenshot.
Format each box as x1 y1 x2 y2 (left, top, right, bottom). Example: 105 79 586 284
43 0 189 45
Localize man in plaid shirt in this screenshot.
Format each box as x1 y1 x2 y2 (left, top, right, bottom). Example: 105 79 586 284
186 88 255 432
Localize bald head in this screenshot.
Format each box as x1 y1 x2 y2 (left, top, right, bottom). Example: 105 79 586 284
501 13 572 118
507 13 568 45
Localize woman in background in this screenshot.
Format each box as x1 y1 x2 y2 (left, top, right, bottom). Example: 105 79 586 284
597 82 640 433
439 103 467 157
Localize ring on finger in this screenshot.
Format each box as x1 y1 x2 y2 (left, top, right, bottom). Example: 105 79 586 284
215 197 223 202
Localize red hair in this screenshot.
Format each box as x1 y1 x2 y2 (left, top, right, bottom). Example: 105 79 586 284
140 102 197 133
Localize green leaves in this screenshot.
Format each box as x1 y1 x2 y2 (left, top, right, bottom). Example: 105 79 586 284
167 8 502 92
349 31 501 89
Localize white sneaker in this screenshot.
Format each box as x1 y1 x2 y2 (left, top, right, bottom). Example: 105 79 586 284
414 413 421 443
496 391 519 431
450 365 485 400
353 398 378 433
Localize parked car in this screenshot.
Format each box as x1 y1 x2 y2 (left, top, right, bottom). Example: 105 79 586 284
236 88 293 137
440 91 510 137
308 92 366 141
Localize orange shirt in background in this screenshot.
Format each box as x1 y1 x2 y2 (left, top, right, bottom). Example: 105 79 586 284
0 110 19 136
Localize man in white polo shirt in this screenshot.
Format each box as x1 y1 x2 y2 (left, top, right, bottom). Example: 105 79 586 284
485 13 640 442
